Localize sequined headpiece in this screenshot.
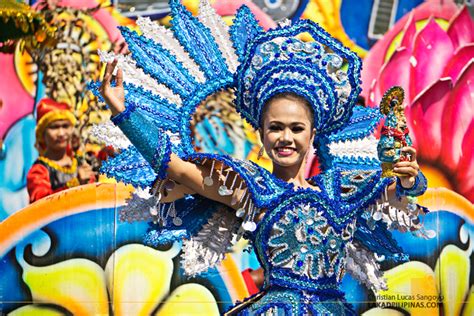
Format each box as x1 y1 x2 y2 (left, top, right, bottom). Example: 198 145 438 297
234 20 362 135
88 0 379 186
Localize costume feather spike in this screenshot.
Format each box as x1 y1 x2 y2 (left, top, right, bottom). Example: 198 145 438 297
120 26 198 99
123 85 181 133
320 106 384 171
169 0 230 80
229 5 263 60
97 50 182 106
136 17 206 83
101 146 156 188
198 0 238 73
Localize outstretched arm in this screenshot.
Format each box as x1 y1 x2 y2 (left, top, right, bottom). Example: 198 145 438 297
100 60 244 209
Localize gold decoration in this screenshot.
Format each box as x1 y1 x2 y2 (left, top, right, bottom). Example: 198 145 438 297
378 86 411 178
38 156 78 174
66 177 80 188
380 86 405 116
0 0 56 53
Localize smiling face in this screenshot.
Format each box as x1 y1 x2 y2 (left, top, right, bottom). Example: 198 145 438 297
260 93 316 170
43 119 73 152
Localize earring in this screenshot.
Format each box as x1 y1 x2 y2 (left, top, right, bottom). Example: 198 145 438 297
257 146 264 160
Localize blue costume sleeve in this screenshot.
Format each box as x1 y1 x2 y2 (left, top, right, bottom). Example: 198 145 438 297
111 103 172 180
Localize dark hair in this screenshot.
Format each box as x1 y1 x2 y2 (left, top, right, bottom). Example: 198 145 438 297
261 92 315 129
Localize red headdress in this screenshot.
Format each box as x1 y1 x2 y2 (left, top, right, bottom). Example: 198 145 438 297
35 98 76 147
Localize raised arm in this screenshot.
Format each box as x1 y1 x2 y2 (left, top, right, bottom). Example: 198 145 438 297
100 60 243 208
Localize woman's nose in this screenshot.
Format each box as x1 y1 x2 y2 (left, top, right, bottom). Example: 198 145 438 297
281 128 292 142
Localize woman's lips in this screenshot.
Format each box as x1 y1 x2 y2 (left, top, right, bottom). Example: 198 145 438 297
275 147 295 157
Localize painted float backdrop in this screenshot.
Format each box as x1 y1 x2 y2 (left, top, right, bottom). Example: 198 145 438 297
0 0 473 315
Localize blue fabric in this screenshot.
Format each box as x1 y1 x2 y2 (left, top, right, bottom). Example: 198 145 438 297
316 106 384 171
111 104 171 180
396 170 428 199
222 165 388 315
232 286 356 315
143 195 220 246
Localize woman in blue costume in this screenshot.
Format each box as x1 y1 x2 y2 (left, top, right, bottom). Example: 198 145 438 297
90 1 430 314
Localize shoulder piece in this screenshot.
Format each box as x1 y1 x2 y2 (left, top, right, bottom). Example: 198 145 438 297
313 167 393 211
339 169 393 206
315 105 383 172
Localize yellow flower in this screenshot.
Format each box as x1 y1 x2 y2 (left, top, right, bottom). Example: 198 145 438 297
9 231 220 316
363 241 473 316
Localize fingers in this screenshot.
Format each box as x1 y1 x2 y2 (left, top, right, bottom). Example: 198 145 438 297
116 68 123 87
394 158 418 174
102 59 118 87
393 166 418 177
401 146 417 161
393 161 418 168
394 146 419 176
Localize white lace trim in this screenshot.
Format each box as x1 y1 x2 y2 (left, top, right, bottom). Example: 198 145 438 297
345 241 387 291
197 1 239 73
90 121 131 149
181 209 240 276
329 135 379 160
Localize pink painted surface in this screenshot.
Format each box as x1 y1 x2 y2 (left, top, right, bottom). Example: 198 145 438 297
0 53 34 139
361 0 459 99
360 3 474 202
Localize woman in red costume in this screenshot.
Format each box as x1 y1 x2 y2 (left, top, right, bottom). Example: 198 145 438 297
26 98 96 203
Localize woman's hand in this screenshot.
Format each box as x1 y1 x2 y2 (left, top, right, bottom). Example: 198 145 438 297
393 146 419 188
100 60 125 116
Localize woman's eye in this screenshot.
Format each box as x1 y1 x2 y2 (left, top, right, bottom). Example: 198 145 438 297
292 127 305 132
269 125 281 131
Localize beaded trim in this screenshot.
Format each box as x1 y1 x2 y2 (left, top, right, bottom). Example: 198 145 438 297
234 19 361 137
151 134 172 180
254 193 353 293
110 101 137 125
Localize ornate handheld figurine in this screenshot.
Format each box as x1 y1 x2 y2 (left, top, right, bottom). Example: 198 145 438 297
89 1 432 314
378 86 413 177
